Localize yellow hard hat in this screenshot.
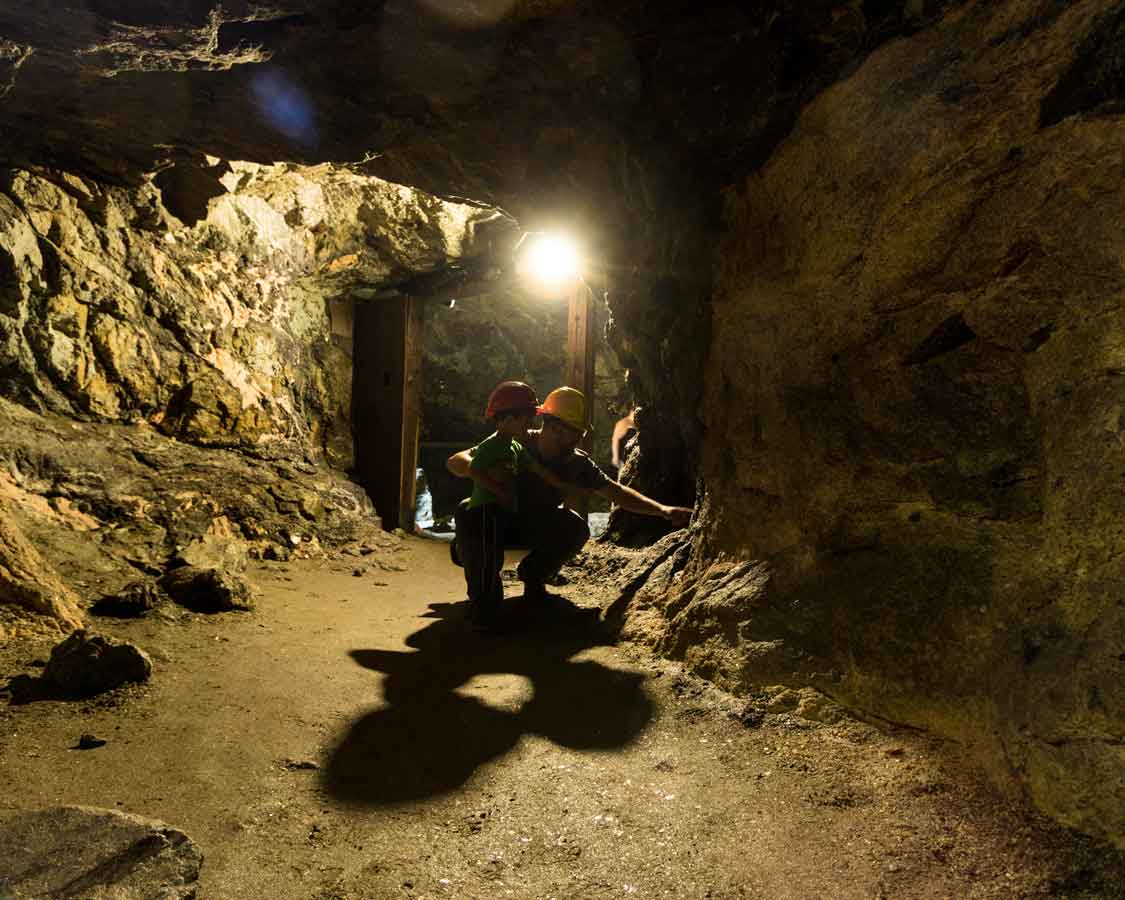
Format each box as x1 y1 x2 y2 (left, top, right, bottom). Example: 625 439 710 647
537 386 587 432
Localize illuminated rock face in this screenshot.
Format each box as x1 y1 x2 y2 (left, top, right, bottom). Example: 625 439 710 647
0 162 498 462
624 1 1125 847
1 0 1123 845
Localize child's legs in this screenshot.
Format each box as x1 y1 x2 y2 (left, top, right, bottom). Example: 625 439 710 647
453 500 507 614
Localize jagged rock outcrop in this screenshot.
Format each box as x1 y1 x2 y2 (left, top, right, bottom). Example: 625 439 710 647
0 397 392 616
0 160 502 629
0 163 508 464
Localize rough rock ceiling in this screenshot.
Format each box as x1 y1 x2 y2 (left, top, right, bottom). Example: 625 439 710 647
0 1 950 225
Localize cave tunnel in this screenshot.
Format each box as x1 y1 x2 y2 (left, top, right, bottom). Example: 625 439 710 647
0 0 1123 896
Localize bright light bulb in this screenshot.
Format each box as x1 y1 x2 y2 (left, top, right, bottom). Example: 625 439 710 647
519 233 582 287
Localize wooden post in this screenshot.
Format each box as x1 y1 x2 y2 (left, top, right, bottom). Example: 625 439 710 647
565 280 596 517
398 295 424 531
565 282 596 424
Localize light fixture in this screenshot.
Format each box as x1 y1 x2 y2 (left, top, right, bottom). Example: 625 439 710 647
514 231 583 291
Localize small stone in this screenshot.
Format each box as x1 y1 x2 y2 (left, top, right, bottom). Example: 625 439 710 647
92 580 168 618
735 701 764 728
281 758 319 770
75 733 107 750
263 543 291 562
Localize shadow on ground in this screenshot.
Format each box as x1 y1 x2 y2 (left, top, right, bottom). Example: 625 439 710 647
322 598 652 804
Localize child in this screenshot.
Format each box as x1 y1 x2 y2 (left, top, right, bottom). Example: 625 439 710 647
457 381 584 627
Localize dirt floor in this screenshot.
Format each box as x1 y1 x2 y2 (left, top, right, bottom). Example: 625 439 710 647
1 537 1123 899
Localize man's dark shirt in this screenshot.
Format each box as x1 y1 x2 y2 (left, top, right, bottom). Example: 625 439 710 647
518 430 610 512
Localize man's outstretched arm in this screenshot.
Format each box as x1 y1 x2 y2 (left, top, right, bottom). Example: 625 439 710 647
596 480 693 528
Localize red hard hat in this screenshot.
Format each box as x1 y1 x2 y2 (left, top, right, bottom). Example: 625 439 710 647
485 381 539 419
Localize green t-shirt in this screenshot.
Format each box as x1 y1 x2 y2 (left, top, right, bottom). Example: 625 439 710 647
467 432 530 510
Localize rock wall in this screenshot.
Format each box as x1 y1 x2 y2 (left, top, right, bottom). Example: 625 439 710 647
0 160 506 630
0 161 500 466
0 394 382 633
613 0 1125 847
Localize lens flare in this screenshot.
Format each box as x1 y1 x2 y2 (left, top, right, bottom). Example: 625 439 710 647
250 69 317 147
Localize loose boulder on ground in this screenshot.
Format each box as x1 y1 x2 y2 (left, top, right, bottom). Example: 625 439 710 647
44 629 152 697
160 566 255 613
92 579 169 617
0 806 201 898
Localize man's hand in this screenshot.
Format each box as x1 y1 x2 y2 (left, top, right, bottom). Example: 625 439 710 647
599 481 693 525
661 505 693 528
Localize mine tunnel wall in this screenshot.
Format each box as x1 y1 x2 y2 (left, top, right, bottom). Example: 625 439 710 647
0 164 366 464
0 162 509 595
607 1 1124 847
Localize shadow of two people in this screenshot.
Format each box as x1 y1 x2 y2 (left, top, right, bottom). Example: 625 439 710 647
322 599 653 804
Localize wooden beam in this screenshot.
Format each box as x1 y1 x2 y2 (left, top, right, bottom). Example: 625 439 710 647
398 295 424 531
565 281 596 517
565 282 596 420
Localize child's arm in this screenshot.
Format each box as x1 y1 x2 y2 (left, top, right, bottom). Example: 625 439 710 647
448 446 512 507
478 463 513 507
